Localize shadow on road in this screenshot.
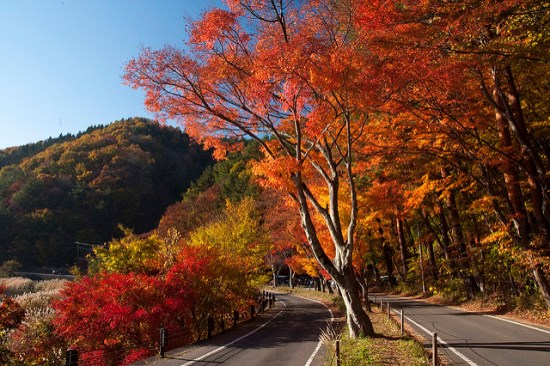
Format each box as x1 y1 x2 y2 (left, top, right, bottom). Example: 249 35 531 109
443 340 550 353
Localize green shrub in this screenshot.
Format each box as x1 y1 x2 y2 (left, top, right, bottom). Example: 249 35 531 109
0 261 21 278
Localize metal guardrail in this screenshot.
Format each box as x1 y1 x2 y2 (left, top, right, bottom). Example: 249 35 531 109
14 271 75 281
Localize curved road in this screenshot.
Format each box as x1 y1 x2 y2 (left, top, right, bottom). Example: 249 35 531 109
135 293 333 366
375 293 550 366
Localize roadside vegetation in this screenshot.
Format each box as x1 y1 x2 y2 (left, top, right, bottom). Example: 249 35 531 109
333 312 428 366
0 142 275 365
276 287 429 366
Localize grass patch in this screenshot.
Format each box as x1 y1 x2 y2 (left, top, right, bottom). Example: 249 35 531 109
0 276 35 295
328 308 429 366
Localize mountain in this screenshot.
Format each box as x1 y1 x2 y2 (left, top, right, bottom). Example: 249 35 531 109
0 118 213 270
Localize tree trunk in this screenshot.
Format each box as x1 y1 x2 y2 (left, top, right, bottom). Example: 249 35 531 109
489 66 550 309
356 269 371 312
493 66 550 238
533 265 550 308
326 277 334 294
419 210 443 279
339 265 374 337
441 168 480 298
289 267 294 289
418 241 427 294
427 240 438 281
293 172 375 336
314 277 322 292
396 218 408 278
436 202 451 261
383 244 397 287
272 264 277 288
494 97 530 241
371 261 381 284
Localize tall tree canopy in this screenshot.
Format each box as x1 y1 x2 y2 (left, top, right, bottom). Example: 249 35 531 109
125 0 383 337
125 0 550 336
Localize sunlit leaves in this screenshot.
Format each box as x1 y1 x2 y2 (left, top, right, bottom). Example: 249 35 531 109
89 226 164 275
189 197 271 287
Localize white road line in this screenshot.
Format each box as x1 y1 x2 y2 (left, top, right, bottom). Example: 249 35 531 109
382 295 550 365
304 341 324 366
485 315 550 335
180 301 287 366
296 295 335 366
391 308 478 366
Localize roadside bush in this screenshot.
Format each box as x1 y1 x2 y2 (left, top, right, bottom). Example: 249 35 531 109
512 289 547 312
53 272 174 365
53 245 258 364
0 286 25 331
6 307 65 366
0 285 26 365
0 260 22 278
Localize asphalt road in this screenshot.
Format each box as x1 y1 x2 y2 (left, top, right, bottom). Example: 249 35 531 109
374 293 550 366
135 292 333 366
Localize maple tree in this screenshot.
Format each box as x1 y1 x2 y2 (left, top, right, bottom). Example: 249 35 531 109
125 0 383 337
351 0 550 306
167 246 257 339
53 272 168 364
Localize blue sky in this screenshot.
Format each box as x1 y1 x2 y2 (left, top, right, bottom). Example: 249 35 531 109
0 0 221 149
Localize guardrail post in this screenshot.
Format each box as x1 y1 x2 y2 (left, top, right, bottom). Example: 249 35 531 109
335 339 341 366
207 316 214 339
250 304 255 318
432 332 438 366
65 349 78 366
400 310 404 335
159 328 167 358
387 302 391 318
233 310 239 327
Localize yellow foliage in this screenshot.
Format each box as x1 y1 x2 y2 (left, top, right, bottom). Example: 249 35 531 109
188 197 271 287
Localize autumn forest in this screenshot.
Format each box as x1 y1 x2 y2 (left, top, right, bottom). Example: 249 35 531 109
1 0 549 365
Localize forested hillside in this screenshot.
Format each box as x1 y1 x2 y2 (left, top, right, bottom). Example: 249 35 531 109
0 118 212 269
